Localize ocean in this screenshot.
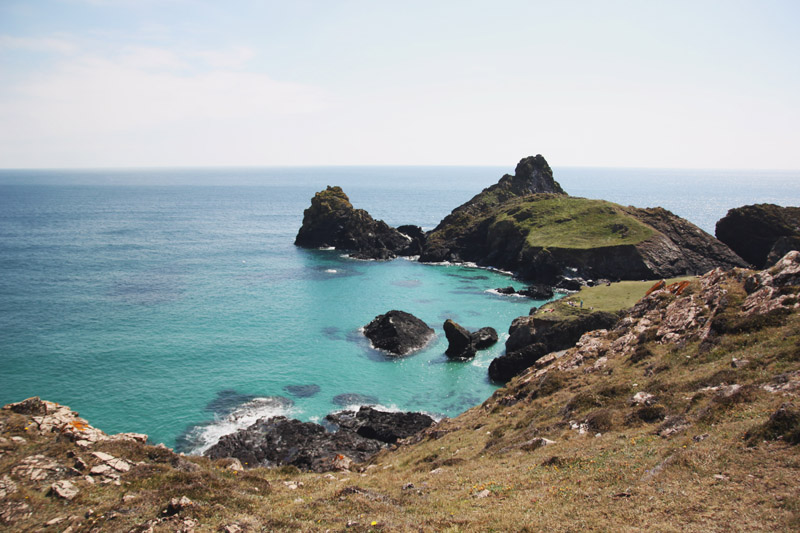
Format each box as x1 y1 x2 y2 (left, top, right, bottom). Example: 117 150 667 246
1 165 798 451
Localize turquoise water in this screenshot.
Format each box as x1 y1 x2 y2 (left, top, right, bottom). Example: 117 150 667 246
1 166 799 450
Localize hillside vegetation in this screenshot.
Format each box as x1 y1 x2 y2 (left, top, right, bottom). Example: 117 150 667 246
2 254 799 531
492 196 655 249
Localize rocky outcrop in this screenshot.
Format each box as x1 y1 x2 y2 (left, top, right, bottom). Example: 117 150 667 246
363 310 435 356
443 319 476 360
420 156 746 284
2 397 147 447
205 407 435 472
443 320 498 360
325 407 435 444
494 285 555 299
295 186 421 260
715 203 800 268
472 327 499 349
488 311 620 382
205 416 384 472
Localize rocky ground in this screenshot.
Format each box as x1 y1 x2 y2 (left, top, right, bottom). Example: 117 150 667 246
2 254 799 531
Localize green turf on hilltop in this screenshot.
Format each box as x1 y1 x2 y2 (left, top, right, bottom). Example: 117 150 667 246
492 195 656 250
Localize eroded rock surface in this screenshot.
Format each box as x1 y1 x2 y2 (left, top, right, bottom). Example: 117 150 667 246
295 186 421 260
716 203 800 268
363 310 434 356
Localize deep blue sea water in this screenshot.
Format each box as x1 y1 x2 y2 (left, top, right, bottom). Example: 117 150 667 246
1 165 798 451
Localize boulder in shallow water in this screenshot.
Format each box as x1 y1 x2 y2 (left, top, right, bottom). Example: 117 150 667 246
471 327 499 349
363 310 434 356
443 319 476 360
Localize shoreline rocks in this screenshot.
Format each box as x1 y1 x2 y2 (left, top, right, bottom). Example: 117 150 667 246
205 407 435 472
363 310 435 356
489 310 620 382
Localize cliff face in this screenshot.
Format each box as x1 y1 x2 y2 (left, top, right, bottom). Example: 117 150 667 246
715 203 800 268
421 158 747 283
294 186 424 260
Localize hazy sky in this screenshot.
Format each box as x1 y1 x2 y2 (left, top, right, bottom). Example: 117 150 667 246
1 0 798 169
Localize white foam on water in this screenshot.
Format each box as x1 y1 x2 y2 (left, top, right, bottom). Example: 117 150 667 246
485 289 525 297
185 397 296 455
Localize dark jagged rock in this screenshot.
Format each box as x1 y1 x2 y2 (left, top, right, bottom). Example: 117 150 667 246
471 327 499 349
443 319 476 360
490 311 621 383
420 155 746 283
496 286 517 295
205 406 435 472
518 284 555 300
489 343 549 383
205 416 384 472
443 320 498 360
363 310 434 356
506 311 620 354
715 204 800 268
295 186 417 260
396 225 427 256
325 407 435 444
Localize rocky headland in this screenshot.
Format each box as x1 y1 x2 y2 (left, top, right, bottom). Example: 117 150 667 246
294 185 424 260
715 203 800 268
295 155 749 287
419 155 747 285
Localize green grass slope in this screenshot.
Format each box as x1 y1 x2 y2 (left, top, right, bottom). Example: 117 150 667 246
493 196 656 250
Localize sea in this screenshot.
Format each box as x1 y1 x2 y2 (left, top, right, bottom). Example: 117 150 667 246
1 165 799 452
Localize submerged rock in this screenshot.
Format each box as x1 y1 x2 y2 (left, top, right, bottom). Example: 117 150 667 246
283 384 321 398
295 186 417 260
332 393 380 407
363 310 435 356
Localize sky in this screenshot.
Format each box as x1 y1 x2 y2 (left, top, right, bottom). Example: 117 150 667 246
0 0 799 169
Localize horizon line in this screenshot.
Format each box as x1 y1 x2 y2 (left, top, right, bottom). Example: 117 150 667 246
1 163 799 173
